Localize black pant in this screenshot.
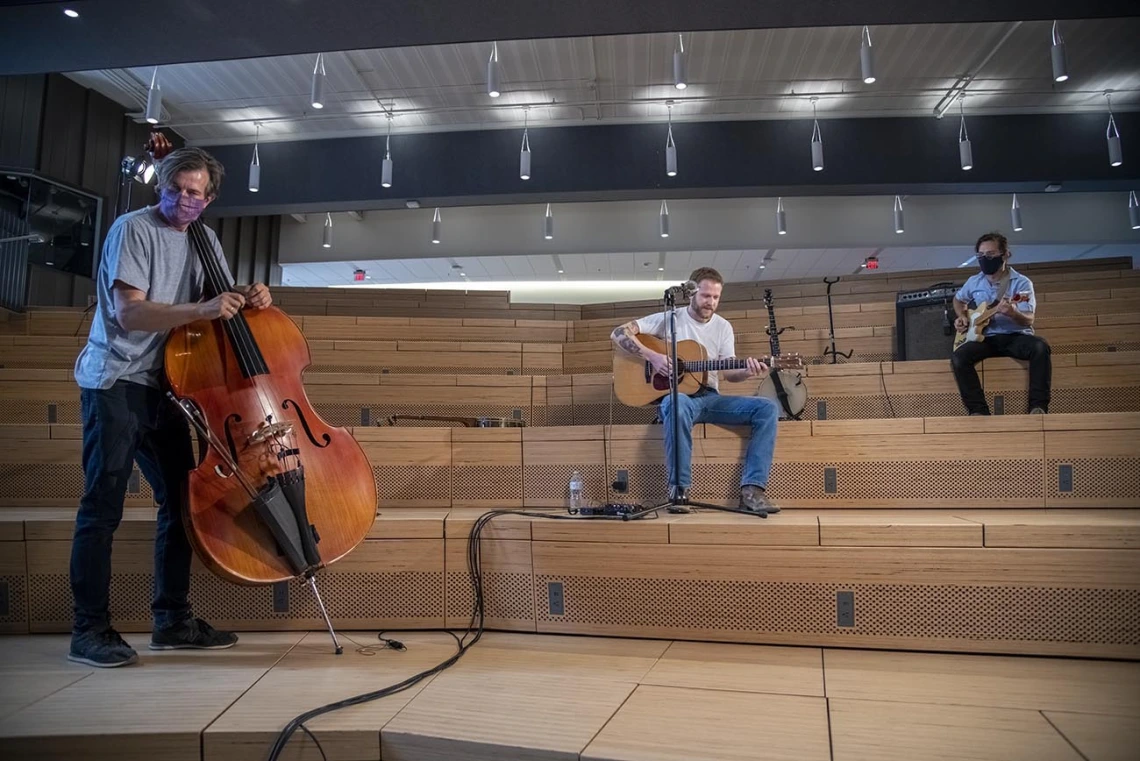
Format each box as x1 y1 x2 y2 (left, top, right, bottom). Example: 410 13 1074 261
950 333 1052 415
70 381 196 634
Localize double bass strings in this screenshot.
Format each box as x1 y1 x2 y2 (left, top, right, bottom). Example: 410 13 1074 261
266 507 635 761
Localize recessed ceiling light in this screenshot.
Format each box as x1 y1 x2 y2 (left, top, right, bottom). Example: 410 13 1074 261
1044 183 1063 193
63 9 79 18
405 200 421 209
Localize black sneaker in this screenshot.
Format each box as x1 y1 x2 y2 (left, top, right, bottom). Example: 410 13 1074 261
150 617 238 651
68 627 139 668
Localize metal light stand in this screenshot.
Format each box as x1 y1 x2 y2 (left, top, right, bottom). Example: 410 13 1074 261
623 288 767 521
822 277 853 364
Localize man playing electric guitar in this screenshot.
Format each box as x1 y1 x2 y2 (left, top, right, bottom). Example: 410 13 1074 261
950 232 1052 415
610 267 781 515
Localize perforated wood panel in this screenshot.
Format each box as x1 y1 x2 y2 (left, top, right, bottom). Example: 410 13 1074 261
1051 341 1140 355
452 465 523 504
572 404 657 426
446 572 535 631
523 464 607 507
1047 458 1140 502
804 394 963 420
543 405 574 426
28 570 445 632
0 464 153 506
535 575 1140 647
767 460 1044 503
374 465 451 506
0 400 81 424
0 576 28 633
992 388 1140 415
609 463 670 504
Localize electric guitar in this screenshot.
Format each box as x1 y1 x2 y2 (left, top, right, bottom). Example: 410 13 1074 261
613 334 804 407
953 291 1031 351
756 289 808 419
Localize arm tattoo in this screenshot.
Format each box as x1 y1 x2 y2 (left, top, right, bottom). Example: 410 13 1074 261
612 325 646 358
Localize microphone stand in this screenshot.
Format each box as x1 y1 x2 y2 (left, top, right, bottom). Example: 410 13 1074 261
623 286 768 520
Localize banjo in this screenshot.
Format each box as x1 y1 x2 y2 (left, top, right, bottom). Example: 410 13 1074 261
756 289 808 419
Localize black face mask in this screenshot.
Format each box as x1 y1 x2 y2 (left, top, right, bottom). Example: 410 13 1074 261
978 255 1004 275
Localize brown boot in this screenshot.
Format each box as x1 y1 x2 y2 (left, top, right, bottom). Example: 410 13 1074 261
740 485 779 515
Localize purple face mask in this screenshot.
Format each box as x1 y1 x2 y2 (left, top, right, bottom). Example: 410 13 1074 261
158 188 208 228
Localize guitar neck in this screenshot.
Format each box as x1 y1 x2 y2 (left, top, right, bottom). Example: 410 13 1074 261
683 357 764 372
766 306 781 355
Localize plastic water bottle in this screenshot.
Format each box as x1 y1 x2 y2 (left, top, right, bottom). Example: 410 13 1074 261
568 470 584 510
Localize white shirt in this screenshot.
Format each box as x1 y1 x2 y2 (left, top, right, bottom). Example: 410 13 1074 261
636 307 736 390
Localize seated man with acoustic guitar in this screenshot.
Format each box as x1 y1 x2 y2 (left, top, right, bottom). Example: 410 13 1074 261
611 267 782 515
951 232 1051 415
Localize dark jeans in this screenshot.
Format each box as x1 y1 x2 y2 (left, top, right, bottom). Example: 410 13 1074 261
950 333 1052 415
71 381 195 633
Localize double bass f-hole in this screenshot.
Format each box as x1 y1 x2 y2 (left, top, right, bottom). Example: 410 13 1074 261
282 398 331 448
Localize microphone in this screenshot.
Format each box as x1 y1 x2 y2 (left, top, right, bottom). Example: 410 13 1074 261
665 280 698 300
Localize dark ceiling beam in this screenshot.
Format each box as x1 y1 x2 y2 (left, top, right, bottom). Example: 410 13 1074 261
2 0 1139 75
197 113 1140 217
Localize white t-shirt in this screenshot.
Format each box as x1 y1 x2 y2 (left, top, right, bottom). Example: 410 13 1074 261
636 307 736 390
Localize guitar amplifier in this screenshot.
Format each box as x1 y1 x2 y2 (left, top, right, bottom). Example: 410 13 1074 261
895 284 960 361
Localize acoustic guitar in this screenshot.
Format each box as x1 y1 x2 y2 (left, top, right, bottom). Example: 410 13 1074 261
756 289 808 419
953 291 1031 351
613 333 803 407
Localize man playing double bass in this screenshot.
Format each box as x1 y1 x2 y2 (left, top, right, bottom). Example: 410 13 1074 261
69 148 272 667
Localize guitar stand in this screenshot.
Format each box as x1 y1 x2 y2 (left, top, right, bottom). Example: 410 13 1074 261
823 277 853 364
621 288 768 522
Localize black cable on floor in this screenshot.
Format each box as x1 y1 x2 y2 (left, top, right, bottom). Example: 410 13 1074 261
266 507 632 761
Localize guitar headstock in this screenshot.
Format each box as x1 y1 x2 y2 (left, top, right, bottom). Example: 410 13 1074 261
764 288 773 307
767 353 804 371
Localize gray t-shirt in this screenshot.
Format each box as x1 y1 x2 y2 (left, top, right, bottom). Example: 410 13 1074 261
74 206 234 390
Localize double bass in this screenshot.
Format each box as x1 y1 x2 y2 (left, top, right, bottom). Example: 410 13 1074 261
149 134 375 653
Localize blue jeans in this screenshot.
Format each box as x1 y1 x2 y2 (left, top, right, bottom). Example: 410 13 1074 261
71 381 195 633
659 389 780 490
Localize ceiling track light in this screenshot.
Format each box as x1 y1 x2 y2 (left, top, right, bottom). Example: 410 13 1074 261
520 109 531 180
1129 191 1140 231
958 98 974 171
776 197 787 235
487 41 501 98
659 200 670 238
1051 20 1069 83
860 26 876 84
1105 92 1123 167
665 103 677 177
322 212 332 248
144 67 162 124
382 114 393 188
544 203 554 240
893 195 905 234
1011 194 1023 232
673 34 687 90
810 98 824 172
311 53 326 109
431 207 442 244
248 123 261 193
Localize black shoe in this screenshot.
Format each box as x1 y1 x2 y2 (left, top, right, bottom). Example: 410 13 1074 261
666 486 692 513
150 617 238 651
68 627 139 668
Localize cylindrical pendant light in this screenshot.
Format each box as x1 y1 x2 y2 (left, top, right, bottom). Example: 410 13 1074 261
144 67 162 124
776 197 787 235
1129 191 1139 230
487 42 501 98
659 200 670 238
893 195 905 234
322 212 332 248
810 98 824 172
544 203 554 240
311 53 326 109
673 34 687 90
1106 92 1123 167
1011 194 1023 232
860 26 876 84
431 208 442 244
1051 21 1069 83
665 103 677 177
248 124 261 193
958 98 973 171
381 116 393 188
520 110 531 180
